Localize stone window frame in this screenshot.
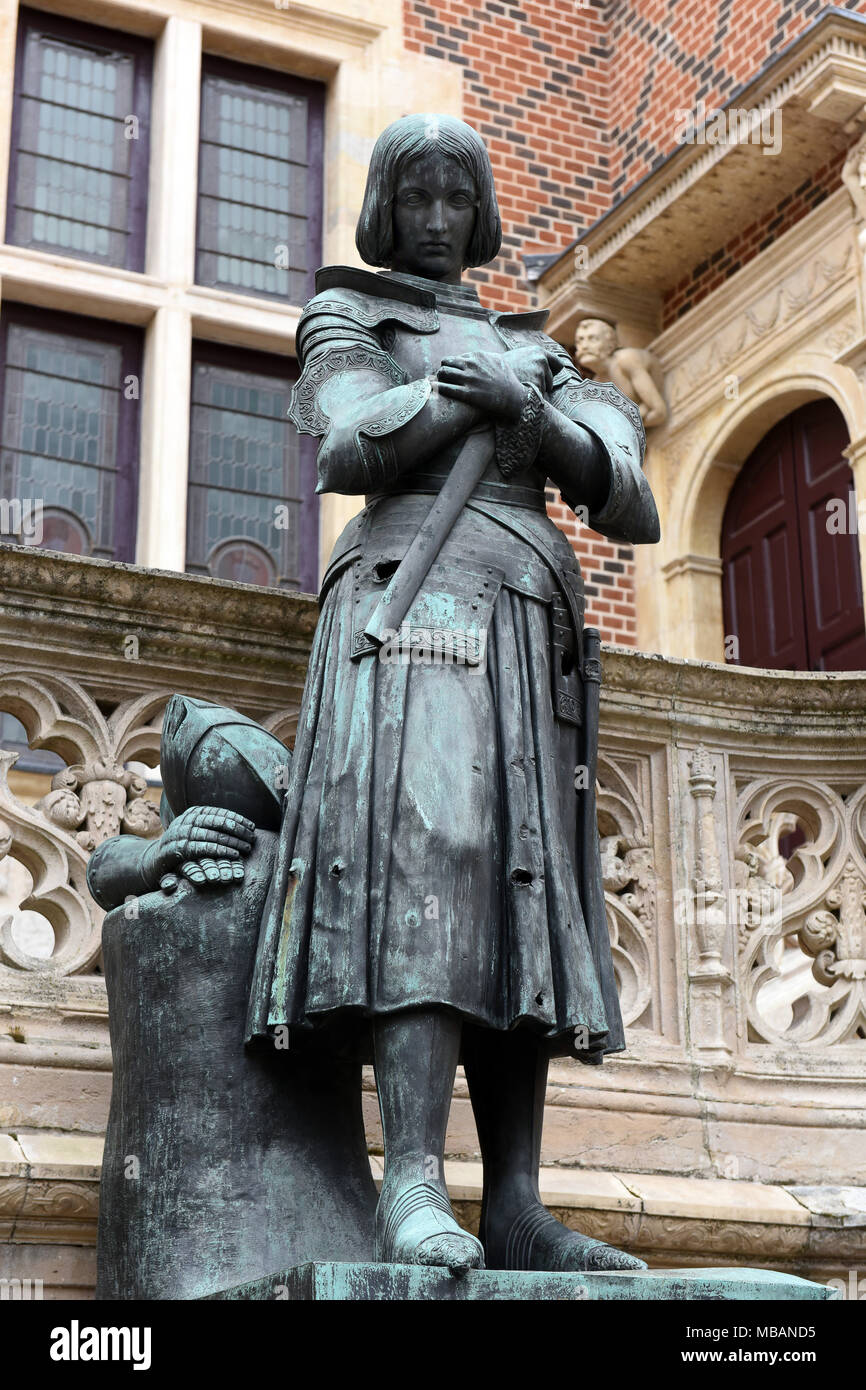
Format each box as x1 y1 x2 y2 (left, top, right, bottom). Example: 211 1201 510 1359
5 7 153 273
0 300 143 563
186 338 318 592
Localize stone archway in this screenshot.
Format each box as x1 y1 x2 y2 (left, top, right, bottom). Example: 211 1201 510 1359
721 398 866 671
646 361 866 662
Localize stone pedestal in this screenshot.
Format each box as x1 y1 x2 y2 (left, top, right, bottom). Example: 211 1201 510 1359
208 1261 838 1302
98 833 377 1300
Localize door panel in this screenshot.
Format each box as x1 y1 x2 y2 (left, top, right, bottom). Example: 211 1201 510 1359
762 523 801 663
722 415 806 670
792 400 866 671
721 400 866 672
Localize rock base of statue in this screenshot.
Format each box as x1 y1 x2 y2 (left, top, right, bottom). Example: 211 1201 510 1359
207 1262 837 1302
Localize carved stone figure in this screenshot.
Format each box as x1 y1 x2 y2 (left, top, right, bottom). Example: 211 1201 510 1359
842 134 866 267
843 135 866 222
575 318 668 430
89 113 661 1290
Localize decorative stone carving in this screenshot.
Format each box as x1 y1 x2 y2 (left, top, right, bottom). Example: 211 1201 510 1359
0 1173 98 1245
822 314 858 357
664 230 855 411
683 744 733 1059
687 745 727 969
842 133 866 268
0 675 166 976
35 761 161 852
736 777 866 1045
597 754 657 1031
575 318 668 429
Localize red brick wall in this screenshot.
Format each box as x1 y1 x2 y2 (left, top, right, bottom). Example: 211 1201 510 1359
546 488 637 646
404 0 610 312
662 147 846 327
604 0 836 205
402 0 865 644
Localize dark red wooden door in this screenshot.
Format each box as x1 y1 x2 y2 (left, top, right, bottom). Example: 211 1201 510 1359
722 399 866 671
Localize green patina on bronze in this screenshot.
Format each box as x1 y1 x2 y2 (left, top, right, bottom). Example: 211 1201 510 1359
208 1263 840 1303
241 112 658 1276
86 116 836 1300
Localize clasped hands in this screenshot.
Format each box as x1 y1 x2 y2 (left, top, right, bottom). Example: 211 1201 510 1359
141 805 256 894
435 344 560 421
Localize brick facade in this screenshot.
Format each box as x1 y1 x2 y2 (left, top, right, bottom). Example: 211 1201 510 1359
662 150 846 328
404 0 865 644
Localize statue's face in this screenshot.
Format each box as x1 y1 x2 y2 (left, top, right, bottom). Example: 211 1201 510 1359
390 151 478 283
575 319 616 368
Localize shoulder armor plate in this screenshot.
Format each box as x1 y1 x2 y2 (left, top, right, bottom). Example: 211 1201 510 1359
492 309 550 332
553 377 646 457
316 264 436 307
304 266 440 336
288 347 406 435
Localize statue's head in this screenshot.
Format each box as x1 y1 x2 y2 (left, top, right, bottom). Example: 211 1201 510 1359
575 317 618 371
355 113 502 282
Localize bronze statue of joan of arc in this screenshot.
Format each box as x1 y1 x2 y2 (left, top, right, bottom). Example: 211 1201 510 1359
246 113 660 1273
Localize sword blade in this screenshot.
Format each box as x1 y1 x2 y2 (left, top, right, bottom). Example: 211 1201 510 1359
363 428 496 647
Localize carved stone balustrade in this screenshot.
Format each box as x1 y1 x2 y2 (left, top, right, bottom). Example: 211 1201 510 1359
0 546 863 1295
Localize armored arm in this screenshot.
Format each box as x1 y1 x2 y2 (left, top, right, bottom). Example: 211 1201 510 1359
86 807 256 910
539 357 660 545
290 295 483 496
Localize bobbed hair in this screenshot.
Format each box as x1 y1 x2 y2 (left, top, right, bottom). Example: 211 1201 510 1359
355 113 502 270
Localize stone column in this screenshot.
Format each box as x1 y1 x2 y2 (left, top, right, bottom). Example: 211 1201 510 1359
685 744 733 1061
145 16 201 285
136 18 202 571
136 307 192 571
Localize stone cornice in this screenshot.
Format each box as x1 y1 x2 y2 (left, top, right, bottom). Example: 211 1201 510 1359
660 553 724 579
539 9 866 323
0 546 317 715
600 644 866 720
203 0 390 47
0 544 317 639
4 547 863 721
32 0 391 49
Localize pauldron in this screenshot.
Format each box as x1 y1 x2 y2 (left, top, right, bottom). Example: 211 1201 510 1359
552 377 646 456
288 277 443 489
288 346 407 436
550 377 647 531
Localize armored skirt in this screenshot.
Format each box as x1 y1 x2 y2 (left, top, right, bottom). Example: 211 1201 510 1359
246 495 625 1063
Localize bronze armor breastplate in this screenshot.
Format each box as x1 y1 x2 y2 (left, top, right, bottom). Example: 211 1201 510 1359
382 310 547 498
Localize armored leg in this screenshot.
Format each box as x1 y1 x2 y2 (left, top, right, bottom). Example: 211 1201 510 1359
462 1024 646 1272
373 1007 483 1272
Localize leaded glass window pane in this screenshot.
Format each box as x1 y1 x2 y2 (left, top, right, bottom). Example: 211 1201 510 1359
196 63 322 303
7 12 151 270
186 353 311 589
0 313 140 561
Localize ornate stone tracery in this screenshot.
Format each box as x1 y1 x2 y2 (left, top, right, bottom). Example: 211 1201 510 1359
0 676 167 977
597 753 657 1030
735 777 866 1046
